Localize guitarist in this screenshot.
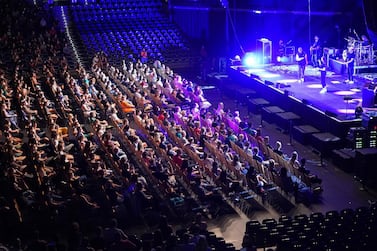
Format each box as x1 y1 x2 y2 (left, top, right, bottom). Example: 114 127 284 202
310 35 321 67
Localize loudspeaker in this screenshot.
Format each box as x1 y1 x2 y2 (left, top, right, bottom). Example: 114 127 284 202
265 80 274 86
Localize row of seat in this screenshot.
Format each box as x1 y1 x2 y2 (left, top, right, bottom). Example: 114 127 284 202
244 206 377 249
71 0 163 8
71 7 162 22
68 0 193 68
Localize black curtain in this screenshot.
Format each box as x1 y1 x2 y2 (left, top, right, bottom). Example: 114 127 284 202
363 0 377 46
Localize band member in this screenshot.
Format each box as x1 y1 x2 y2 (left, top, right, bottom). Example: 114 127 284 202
296 47 308 82
278 40 285 57
361 35 370 46
318 55 327 93
345 46 355 83
310 35 321 67
360 35 372 63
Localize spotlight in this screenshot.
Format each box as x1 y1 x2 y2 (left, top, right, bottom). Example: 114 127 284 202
243 53 257 67
242 52 263 67
277 56 289 63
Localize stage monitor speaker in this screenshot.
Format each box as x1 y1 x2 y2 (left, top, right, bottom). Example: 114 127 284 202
362 87 376 108
265 80 274 86
362 113 377 130
276 83 291 89
355 148 377 188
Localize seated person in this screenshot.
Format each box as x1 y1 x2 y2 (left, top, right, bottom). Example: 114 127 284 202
273 141 284 156
252 147 264 162
119 96 135 114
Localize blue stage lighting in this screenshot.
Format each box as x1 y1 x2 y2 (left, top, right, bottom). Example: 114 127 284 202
243 52 261 67
277 56 289 63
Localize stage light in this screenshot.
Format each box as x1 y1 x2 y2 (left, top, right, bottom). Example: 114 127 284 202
242 52 262 68
307 84 323 89
333 90 356 96
259 72 280 79
243 53 257 67
277 56 289 63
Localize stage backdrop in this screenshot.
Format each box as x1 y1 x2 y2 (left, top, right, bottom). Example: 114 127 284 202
171 0 367 57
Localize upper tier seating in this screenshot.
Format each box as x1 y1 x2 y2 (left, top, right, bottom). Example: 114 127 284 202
69 0 195 68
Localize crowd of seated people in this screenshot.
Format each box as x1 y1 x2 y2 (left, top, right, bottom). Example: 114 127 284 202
94 39 324 219
0 1 237 251
0 0 345 250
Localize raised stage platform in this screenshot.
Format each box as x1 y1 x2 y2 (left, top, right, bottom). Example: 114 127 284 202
209 63 377 140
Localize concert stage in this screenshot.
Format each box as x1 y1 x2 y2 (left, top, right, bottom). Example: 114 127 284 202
212 63 377 141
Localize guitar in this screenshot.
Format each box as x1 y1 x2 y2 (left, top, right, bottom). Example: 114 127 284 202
310 43 320 55
342 49 348 61
339 49 355 68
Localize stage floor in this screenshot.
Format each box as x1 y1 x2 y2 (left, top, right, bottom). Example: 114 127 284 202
231 63 375 121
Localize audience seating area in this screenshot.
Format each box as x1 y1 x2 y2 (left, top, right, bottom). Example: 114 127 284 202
0 0 376 250
243 205 377 250
69 0 194 68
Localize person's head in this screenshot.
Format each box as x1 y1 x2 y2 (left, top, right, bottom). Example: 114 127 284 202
268 159 275 168
264 135 270 144
291 151 298 161
275 141 282 150
252 147 259 155
314 35 319 41
300 158 307 167
298 47 303 53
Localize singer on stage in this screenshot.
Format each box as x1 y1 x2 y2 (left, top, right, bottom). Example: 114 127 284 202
296 47 308 82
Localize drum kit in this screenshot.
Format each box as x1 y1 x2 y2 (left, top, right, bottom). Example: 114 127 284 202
344 36 375 65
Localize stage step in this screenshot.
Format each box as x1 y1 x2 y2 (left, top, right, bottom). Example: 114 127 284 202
274 112 301 134
247 98 270 114
310 132 342 158
292 125 321 145
332 148 356 173
261 106 285 125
